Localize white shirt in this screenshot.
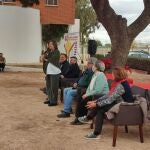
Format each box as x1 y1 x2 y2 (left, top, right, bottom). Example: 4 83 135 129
46 63 61 75
89 72 98 91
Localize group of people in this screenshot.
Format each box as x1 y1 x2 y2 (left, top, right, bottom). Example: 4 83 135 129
41 40 81 106
0 53 6 72
41 40 134 139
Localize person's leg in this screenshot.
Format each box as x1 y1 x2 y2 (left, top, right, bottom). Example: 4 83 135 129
64 87 72 101
0 64 2 72
49 74 59 105
94 103 116 135
75 96 93 118
64 88 77 113
2 63 5 71
44 75 51 104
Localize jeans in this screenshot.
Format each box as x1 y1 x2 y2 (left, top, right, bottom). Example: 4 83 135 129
64 87 77 113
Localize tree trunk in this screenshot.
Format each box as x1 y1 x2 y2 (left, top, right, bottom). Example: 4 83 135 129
90 0 150 67
110 24 132 67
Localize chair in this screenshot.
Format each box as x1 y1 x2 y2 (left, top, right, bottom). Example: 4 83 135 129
131 85 150 110
112 104 144 147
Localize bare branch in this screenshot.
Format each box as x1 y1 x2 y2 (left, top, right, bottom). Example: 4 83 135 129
128 0 150 40
90 0 127 38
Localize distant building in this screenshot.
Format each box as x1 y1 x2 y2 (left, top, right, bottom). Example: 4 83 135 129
0 0 75 25
0 0 76 63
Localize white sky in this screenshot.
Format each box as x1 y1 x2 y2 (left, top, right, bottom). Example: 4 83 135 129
89 0 150 44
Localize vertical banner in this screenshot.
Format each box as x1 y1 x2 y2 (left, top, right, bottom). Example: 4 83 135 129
64 32 80 59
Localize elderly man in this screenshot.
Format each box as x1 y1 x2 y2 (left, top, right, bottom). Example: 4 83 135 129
57 57 97 118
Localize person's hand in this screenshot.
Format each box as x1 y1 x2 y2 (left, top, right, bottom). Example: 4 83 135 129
60 75 64 79
82 94 87 99
86 101 96 109
73 83 77 88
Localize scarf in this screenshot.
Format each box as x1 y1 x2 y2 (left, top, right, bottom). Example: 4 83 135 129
109 79 127 96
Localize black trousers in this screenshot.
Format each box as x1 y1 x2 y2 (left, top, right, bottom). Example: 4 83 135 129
46 74 60 104
75 94 104 118
87 103 116 135
0 63 5 71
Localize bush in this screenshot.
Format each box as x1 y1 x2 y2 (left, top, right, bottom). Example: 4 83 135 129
95 54 105 60
127 57 150 73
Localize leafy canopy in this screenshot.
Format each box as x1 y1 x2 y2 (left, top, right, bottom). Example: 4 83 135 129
75 0 100 44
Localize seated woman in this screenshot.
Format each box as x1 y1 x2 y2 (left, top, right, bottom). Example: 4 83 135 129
78 67 134 139
70 61 109 125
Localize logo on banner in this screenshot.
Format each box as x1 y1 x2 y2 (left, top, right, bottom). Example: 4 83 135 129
64 32 79 58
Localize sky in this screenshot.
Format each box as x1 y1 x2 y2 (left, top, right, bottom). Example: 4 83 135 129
89 0 150 44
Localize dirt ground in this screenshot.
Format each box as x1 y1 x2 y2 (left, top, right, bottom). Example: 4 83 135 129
0 68 150 150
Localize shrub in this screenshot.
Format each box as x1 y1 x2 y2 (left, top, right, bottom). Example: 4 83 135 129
95 54 105 60
127 57 150 73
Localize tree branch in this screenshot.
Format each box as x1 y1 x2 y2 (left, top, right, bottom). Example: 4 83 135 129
128 0 150 40
90 0 127 38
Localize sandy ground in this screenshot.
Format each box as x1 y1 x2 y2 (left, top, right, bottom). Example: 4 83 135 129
0 67 150 150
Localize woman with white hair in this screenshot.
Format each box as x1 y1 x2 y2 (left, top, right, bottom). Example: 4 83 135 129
71 61 109 125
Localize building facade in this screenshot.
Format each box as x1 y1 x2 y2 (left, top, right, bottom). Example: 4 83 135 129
0 0 75 24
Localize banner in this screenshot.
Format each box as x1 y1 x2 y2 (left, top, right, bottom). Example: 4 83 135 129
64 32 80 59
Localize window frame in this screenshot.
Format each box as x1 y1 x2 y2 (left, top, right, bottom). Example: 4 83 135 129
45 0 59 7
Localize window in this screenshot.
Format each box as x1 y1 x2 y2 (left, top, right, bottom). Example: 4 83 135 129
45 0 58 6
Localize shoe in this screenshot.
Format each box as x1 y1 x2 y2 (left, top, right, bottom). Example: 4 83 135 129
85 132 101 139
57 112 70 118
61 108 73 114
70 118 83 125
44 100 50 104
78 116 90 124
48 103 57 106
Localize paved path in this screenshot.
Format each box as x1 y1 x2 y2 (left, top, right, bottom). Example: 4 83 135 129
5 66 43 73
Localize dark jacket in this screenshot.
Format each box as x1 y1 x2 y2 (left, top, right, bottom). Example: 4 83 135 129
60 60 70 76
44 49 60 74
64 63 80 78
77 68 93 88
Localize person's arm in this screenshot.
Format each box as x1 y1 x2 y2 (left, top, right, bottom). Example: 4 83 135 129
86 73 107 97
96 84 125 107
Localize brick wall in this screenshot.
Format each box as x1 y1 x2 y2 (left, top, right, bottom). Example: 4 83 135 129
2 0 75 25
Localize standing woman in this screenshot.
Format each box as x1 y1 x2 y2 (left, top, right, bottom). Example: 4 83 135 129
44 40 60 106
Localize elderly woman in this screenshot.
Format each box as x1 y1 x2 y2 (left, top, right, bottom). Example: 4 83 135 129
71 61 109 125
78 67 134 139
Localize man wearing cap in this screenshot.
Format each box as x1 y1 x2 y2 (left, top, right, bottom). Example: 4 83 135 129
57 57 97 118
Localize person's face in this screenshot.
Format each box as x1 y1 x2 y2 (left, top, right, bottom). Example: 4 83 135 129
70 58 77 64
87 61 93 69
48 42 55 50
92 65 97 72
60 55 67 63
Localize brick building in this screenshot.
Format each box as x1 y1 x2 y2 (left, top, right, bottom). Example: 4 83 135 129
0 0 75 24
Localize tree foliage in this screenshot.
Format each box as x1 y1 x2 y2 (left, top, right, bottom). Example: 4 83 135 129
42 24 68 44
75 0 100 45
19 0 39 7
90 0 150 67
